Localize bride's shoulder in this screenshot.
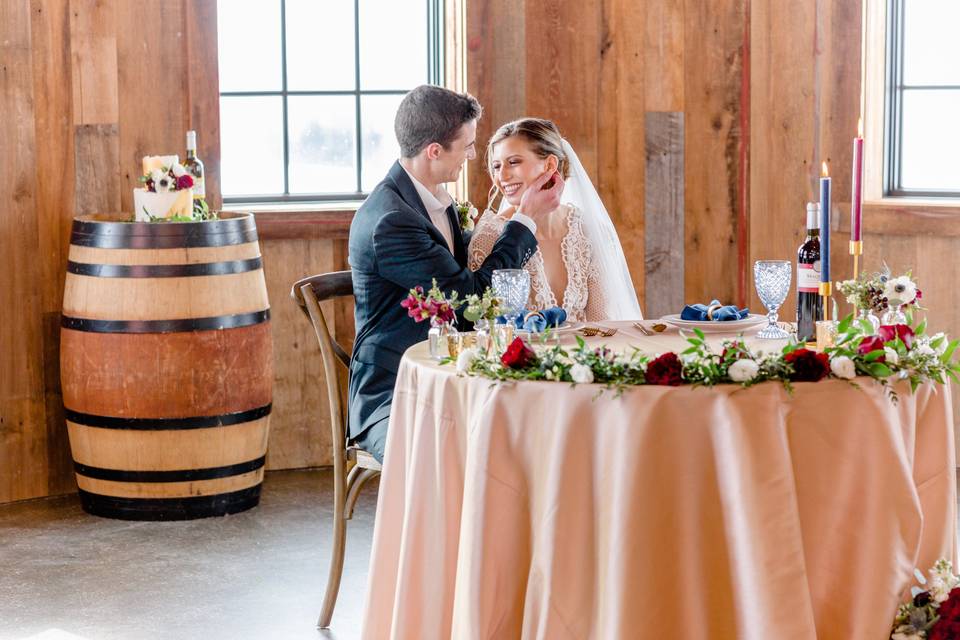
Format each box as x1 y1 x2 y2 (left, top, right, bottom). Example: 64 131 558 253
474 209 506 232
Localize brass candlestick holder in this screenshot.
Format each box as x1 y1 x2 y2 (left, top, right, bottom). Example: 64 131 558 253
850 240 863 281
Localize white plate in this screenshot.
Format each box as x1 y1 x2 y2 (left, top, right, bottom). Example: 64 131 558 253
660 313 767 334
526 321 582 334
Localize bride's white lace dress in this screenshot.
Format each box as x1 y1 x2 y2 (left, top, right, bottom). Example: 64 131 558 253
468 204 611 322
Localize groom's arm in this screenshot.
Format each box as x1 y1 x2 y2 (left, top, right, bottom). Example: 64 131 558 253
373 209 536 297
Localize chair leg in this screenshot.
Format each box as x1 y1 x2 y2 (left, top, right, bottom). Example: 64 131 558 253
344 468 380 520
317 462 352 629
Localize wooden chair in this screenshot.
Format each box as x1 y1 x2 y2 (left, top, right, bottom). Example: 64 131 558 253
291 270 381 629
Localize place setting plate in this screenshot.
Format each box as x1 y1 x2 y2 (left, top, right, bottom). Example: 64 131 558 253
659 313 768 334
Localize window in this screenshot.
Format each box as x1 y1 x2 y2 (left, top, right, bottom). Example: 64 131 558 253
217 0 444 203
885 0 960 197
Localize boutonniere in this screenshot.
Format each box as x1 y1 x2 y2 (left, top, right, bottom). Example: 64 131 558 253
455 199 478 232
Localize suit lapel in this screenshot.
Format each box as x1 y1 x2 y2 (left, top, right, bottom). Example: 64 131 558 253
388 161 431 224
446 204 466 266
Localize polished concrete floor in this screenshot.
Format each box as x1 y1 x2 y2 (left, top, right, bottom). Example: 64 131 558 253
0 469 377 640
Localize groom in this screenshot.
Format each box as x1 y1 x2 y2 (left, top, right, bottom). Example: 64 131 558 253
348 85 563 463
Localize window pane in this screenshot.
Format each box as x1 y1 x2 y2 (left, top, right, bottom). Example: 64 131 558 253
359 0 428 90
220 97 285 197
288 96 357 194
361 94 404 191
903 0 960 86
900 89 960 191
217 0 282 92
286 0 356 91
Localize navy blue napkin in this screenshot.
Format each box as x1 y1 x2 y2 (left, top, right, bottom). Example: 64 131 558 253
496 307 567 332
680 299 749 321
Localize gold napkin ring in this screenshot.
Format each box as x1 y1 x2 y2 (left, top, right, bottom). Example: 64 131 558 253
706 303 723 321
523 311 543 325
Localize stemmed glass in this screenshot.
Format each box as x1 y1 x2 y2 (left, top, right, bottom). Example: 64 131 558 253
492 269 530 349
753 260 792 339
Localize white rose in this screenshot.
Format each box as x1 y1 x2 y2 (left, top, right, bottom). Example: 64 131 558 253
884 347 900 366
171 162 187 177
917 343 936 357
728 358 759 382
830 355 856 380
884 276 917 306
930 575 952 603
456 348 477 374
570 363 594 384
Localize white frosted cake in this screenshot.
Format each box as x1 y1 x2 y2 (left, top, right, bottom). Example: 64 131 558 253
134 155 195 221
134 187 194 221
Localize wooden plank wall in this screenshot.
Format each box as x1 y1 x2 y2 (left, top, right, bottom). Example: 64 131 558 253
5 0 960 502
467 0 746 316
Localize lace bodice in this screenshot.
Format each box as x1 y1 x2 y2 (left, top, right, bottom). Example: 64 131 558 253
467 204 611 322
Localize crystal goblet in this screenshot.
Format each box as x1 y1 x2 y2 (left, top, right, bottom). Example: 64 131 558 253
753 260 792 339
491 269 530 331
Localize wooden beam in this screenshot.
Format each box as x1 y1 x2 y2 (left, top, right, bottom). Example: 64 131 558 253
644 112 685 319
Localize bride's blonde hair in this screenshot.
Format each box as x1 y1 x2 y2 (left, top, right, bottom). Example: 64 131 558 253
485 118 570 211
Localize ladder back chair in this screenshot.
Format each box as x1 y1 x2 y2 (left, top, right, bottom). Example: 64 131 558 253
290 270 381 629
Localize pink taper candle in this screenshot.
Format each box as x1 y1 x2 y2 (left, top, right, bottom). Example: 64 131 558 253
850 118 864 242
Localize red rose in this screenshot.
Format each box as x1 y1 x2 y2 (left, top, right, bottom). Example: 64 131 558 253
501 337 536 369
857 335 886 360
645 352 684 386
929 588 960 640
784 348 830 382
177 174 194 189
878 324 915 350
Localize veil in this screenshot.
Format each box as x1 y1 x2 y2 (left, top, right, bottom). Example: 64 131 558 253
500 139 642 320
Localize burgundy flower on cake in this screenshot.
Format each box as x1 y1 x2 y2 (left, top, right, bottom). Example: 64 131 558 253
878 323 915 350
501 337 536 369
645 352 683 386
784 348 829 382
176 174 194 190
929 588 960 640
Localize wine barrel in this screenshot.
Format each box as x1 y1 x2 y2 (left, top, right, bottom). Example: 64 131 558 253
60 212 273 520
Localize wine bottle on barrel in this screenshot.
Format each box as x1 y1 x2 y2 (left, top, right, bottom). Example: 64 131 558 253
796 202 823 343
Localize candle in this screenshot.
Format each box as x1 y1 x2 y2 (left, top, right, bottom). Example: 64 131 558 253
819 162 831 284
850 118 864 242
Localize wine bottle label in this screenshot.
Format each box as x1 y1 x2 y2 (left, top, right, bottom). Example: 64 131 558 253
797 261 820 293
192 177 205 198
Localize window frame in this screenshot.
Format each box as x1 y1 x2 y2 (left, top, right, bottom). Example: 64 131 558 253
220 0 445 205
883 0 960 199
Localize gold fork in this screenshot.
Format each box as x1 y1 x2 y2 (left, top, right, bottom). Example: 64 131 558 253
633 322 653 336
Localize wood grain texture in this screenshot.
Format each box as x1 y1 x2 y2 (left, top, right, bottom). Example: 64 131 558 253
185 0 221 210
1 0 47 503
31 0 77 497
69 0 118 124
74 123 121 215
75 468 263 499
61 324 273 418
644 112 685 319
684 0 744 311
597 0 646 310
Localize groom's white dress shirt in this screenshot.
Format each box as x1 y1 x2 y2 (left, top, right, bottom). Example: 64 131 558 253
401 164 537 254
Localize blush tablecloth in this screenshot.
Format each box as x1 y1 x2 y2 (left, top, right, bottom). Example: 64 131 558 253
361 322 956 639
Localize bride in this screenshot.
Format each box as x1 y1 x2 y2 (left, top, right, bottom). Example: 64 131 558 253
468 118 642 322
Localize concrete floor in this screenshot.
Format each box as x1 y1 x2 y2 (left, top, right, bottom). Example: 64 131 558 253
0 469 378 640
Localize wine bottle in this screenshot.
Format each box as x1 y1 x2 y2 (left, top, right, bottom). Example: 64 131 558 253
184 130 205 200
796 202 823 342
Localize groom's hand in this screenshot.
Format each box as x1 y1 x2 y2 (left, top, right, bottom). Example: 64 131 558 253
518 170 564 220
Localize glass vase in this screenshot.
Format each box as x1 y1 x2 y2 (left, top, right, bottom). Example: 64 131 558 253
428 319 457 360
857 308 881 333
881 305 907 326
474 318 491 357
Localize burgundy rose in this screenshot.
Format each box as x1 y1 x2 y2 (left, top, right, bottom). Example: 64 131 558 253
913 590 932 607
784 348 830 382
501 337 537 369
645 352 683 386
929 588 960 640
878 324 915 350
177 174 194 189
857 335 886 360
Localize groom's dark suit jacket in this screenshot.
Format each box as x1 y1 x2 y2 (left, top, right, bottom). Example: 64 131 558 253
347 161 537 441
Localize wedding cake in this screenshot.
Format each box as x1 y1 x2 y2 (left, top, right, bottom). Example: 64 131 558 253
134 155 195 221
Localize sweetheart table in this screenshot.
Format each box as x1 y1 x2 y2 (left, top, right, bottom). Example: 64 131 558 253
361 321 956 639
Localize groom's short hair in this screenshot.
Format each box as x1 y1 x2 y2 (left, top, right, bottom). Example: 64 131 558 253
395 85 482 158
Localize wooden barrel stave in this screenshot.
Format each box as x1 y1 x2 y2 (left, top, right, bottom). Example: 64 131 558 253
61 213 272 520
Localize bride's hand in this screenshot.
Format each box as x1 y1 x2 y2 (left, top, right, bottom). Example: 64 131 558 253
518 170 564 220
